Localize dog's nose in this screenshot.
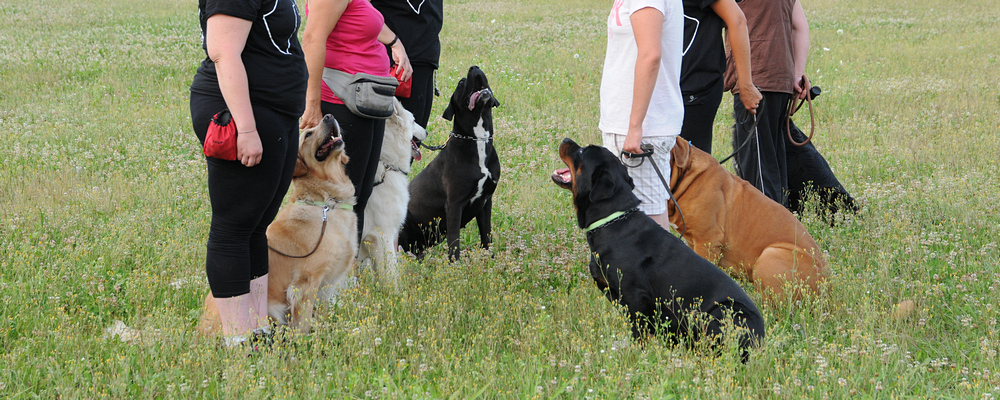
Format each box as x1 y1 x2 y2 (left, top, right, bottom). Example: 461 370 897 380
322 114 335 124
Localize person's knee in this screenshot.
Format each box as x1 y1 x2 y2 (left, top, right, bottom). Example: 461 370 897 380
648 213 671 231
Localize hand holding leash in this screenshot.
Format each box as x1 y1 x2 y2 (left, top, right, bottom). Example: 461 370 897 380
621 143 654 159
619 143 686 238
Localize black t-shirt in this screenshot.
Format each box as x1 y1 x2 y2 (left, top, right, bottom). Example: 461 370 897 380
190 0 308 116
371 0 443 68
680 0 726 105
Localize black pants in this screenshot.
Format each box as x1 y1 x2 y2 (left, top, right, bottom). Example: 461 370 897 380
320 101 385 241
397 63 436 128
679 79 724 154
732 91 791 207
191 93 299 298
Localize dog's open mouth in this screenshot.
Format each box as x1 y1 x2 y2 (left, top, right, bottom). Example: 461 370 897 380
468 88 492 110
314 129 343 162
551 168 572 188
411 139 422 161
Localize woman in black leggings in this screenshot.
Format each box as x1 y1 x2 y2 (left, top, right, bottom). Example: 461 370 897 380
189 0 307 346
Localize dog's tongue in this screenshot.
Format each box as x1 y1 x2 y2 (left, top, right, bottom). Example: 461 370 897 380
411 140 422 161
468 91 481 110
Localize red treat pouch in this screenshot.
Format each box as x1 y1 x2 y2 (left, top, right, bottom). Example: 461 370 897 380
393 65 411 98
204 110 238 160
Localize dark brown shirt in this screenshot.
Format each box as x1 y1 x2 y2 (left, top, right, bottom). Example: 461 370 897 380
724 0 796 94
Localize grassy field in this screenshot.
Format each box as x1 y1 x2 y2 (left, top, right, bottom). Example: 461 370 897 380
2 0 999 397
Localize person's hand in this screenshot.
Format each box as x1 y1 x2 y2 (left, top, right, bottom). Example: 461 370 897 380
738 82 763 115
390 41 413 82
237 130 263 167
622 129 643 156
794 75 811 100
299 102 322 130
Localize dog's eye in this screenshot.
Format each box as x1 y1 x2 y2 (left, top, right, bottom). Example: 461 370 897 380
304 132 312 138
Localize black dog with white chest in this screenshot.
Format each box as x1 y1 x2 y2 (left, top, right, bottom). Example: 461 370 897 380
552 138 764 359
400 66 501 261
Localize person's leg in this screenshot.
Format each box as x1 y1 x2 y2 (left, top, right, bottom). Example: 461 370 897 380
192 96 297 338
680 81 724 154
244 107 299 331
399 64 436 128
649 136 677 228
320 102 384 241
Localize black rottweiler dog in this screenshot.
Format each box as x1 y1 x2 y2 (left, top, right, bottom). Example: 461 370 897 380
786 120 860 225
552 138 764 359
400 66 501 261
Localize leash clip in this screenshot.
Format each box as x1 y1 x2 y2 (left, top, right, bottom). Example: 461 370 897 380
322 205 329 222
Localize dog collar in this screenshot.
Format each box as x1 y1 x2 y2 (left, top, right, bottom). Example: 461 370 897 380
585 208 637 233
295 199 354 211
450 131 492 142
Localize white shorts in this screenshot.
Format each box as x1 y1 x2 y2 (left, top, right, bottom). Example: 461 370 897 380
602 133 676 216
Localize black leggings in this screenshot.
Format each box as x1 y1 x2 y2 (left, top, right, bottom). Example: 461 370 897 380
191 93 299 298
397 64 436 128
320 101 385 241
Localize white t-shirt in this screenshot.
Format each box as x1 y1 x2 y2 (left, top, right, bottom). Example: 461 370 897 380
599 0 685 138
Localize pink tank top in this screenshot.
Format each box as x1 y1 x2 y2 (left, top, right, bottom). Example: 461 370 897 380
307 1 391 104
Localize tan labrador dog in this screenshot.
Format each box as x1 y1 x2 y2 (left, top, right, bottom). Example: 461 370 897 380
199 114 357 334
668 139 829 303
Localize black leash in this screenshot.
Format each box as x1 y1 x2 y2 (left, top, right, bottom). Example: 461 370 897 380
619 145 686 238
718 96 764 165
417 131 491 152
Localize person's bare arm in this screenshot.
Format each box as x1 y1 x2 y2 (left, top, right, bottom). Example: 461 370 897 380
378 24 412 81
300 0 350 129
206 14 261 167
623 6 663 156
791 0 811 99
712 0 761 113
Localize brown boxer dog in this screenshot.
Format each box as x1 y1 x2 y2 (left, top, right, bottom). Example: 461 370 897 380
668 139 829 303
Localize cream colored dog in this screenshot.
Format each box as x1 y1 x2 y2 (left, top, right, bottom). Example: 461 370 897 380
358 99 427 286
199 114 357 334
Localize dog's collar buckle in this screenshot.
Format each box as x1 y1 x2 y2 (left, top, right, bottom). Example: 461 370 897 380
585 208 637 234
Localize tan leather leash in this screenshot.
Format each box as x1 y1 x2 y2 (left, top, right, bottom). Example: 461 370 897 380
786 82 821 147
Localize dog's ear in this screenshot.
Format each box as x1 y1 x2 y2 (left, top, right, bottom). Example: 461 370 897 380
442 102 455 121
442 78 466 121
672 139 692 170
588 166 618 204
293 156 308 178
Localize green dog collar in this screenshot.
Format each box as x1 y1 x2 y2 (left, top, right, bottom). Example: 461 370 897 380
585 210 626 232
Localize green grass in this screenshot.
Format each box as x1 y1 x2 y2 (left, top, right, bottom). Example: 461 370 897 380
2 0 999 397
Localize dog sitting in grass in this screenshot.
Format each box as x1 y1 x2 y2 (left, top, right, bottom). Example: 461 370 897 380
199 114 357 334
552 138 764 360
